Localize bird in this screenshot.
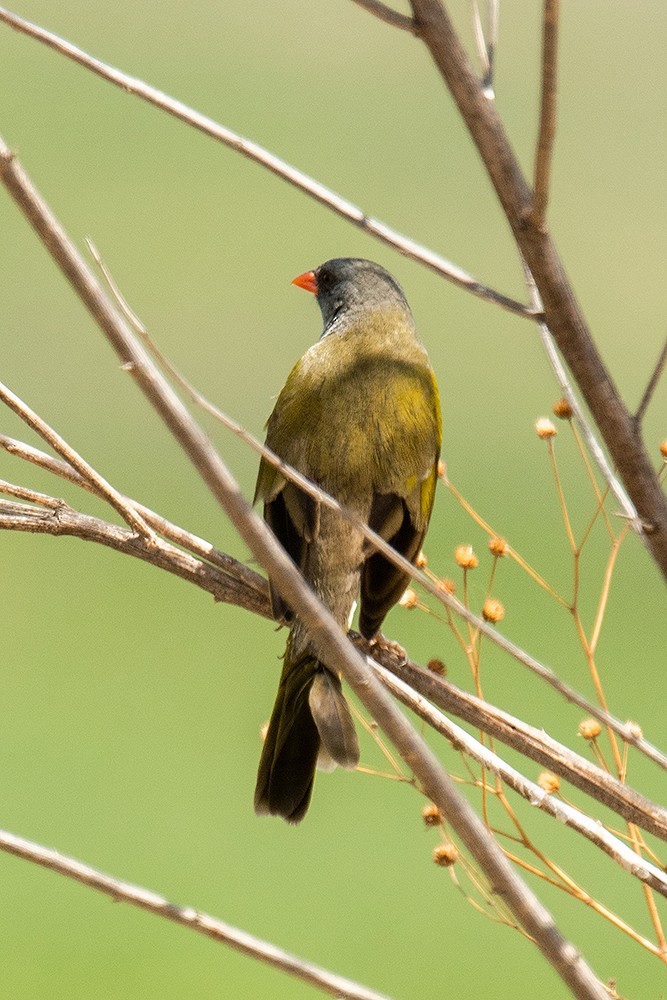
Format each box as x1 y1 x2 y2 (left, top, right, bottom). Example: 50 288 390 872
253 257 441 822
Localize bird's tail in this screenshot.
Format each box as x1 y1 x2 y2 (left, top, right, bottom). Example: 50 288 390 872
254 639 359 823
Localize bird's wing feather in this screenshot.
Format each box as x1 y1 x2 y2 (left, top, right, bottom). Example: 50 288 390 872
359 462 438 639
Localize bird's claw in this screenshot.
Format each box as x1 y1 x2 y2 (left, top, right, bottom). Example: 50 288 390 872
367 633 408 666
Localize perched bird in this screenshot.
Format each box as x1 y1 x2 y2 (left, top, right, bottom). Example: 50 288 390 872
254 258 441 822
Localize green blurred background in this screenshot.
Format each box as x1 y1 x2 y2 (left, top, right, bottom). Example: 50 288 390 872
1 2 665 997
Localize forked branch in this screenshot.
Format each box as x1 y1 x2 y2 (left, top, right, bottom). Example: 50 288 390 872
406 0 667 578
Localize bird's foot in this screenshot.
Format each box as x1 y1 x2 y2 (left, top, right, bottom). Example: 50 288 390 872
367 633 408 666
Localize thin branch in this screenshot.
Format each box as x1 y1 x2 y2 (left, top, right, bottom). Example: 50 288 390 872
80 244 664 770
350 0 417 33
532 0 559 228
471 0 499 98
374 662 667 897
0 134 609 1000
0 478 66 509
0 240 661 773
373 651 667 841
407 0 667 579
0 5 534 321
0 434 267 601
436 587 667 769
0 379 156 541
2 457 665 843
522 258 641 532
0 828 393 1000
486 0 499 92
635 334 667 425
0 496 269 618
0 249 661 781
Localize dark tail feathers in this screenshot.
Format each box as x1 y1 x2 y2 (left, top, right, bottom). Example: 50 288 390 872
254 651 359 823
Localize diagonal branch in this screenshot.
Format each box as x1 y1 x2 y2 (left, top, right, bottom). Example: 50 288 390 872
372 651 667 841
407 0 667 580
376 662 667 897
0 6 533 320
0 135 609 1000
0 827 393 1000
3 455 666 843
532 0 559 228
349 0 417 33
0 494 269 618
635 334 667 426
0 379 156 540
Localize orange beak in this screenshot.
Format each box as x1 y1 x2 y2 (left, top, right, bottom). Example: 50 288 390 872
292 270 318 294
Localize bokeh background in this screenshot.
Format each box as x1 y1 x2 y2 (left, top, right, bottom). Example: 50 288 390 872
1 2 665 997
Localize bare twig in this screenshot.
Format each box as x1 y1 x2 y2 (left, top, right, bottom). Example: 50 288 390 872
0 143 661 770
0 134 609 1000
2 452 665 841
81 243 664 769
0 5 533 321
371 651 667 842
522 245 641 533
0 434 267 601
532 0 559 228
374 662 667 897
0 496 268 618
407 0 667 579
350 0 417 33
0 828 393 1000
0 379 157 541
0 478 67 509
635 334 667 426
471 0 499 98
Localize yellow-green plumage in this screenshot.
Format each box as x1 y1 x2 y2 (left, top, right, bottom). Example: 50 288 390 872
254 258 441 822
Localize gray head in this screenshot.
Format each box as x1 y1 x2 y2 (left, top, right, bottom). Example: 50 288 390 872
293 258 413 336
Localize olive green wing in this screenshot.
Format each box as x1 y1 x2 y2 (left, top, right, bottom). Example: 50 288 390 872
254 362 321 623
359 357 441 639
